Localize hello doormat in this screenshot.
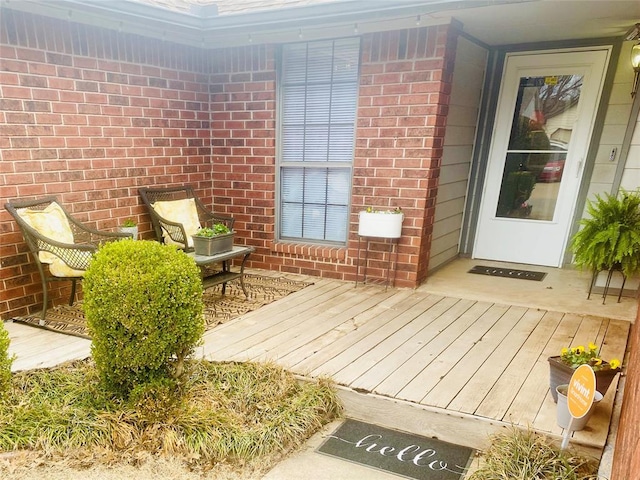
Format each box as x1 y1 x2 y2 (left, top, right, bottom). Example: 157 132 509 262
468 265 547 281
13 274 313 339
317 419 474 480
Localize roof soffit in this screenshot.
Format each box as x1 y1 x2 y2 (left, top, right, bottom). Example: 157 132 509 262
1 0 639 48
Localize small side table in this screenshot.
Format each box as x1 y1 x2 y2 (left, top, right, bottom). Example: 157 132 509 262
187 245 254 297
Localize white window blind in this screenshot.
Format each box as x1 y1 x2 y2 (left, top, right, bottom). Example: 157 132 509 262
279 38 360 243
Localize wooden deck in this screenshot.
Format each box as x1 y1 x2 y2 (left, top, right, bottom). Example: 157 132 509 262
5 268 632 457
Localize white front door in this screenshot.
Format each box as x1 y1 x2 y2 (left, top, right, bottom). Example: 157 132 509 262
473 49 610 267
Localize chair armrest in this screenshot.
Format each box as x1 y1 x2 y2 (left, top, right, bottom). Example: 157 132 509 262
33 225 127 271
191 194 235 230
73 228 131 244
200 210 235 230
157 216 189 246
65 216 131 244
35 236 97 271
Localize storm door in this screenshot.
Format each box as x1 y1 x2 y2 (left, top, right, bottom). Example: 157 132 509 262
473 49 609 266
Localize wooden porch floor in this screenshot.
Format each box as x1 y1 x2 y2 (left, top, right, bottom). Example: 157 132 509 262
5 264 633 457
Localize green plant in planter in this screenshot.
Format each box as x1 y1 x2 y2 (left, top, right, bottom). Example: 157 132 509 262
83 240 204 399
121 218 136 227
570 190 640 277
364 206 403 214
560 342 620 371
194 223 231 237
548 342 621 403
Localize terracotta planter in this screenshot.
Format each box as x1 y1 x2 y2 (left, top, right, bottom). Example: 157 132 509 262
192 232 234 256
548 356 619 403
358 211 404 238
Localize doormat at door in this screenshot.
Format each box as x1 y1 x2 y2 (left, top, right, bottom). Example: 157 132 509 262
317 419 474 480
468 265 547 281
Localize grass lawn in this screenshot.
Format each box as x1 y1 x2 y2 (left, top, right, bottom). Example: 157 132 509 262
0 359 341 479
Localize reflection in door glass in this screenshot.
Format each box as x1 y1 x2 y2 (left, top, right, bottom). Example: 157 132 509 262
496 75 582 220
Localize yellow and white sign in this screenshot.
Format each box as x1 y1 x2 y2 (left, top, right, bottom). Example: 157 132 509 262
567 364 596 419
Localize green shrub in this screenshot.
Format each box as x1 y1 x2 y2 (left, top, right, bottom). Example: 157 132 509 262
0 322 14 399
83 240 204 398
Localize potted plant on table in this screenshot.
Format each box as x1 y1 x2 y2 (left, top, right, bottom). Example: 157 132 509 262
192 223 234 256
358 207 404 238
548 343 621 403
119 218 138 240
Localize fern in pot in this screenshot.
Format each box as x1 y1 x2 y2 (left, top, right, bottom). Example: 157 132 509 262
570 190 640 278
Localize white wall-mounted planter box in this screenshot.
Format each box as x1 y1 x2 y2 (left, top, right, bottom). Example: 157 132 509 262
358 211 404 238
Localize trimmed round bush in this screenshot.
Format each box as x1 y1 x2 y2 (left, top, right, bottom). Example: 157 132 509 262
83 240 204 397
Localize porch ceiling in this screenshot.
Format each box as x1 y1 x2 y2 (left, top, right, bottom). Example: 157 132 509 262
2 0 638 47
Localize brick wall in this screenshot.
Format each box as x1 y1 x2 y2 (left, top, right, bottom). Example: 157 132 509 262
611 303 640 479
209 45 278 271
210 26 457 287
1 10 213 320
1 8 458 320
354 26 457 286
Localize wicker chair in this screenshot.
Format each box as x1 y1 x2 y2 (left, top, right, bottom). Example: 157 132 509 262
139 186 234 252
5 197 131 323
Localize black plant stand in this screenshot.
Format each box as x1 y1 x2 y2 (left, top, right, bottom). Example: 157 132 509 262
355 235 399 290
587 265 626 304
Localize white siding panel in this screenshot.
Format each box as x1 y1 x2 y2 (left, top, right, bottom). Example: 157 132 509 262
603 103 633 126
436 181 469 203
591 163 618 184
599 124 627 146
438 163 472 185
446 105 481 126
443 125 477 146
621 168 640 191
582 41 637 209
626 145 640 168
433 214 464 237
441 145 474 167
434 198 466 222
431 36 487 272
431 231 460 253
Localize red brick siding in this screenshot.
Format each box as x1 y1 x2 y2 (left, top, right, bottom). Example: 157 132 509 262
1 11 213 319
1 9 458 319
355 26 457 286
209 45 278 271
611 303 640 480
209 26 456 285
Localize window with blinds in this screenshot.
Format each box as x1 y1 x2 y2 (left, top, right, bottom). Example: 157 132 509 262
278 37 360 243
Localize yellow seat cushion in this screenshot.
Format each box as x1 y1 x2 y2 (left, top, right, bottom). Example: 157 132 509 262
17 202 86 277
152 198 201 248
48 256 88 278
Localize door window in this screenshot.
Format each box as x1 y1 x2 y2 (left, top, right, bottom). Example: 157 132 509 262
496 75 583 221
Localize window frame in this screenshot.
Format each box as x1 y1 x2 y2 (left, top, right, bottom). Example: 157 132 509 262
275 37 361 245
